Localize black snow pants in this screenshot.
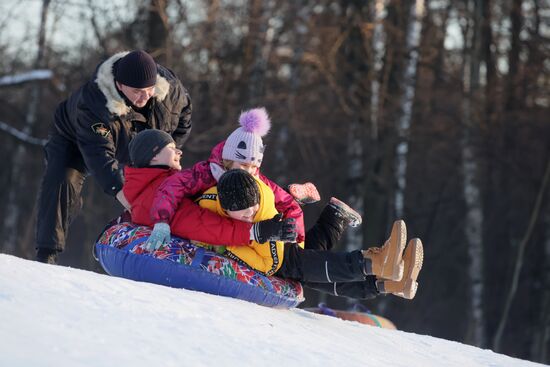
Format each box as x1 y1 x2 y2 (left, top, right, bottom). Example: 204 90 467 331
304 202 346 251
35 131 87 252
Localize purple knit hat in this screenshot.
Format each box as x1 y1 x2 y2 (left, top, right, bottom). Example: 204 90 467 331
222 108 271 166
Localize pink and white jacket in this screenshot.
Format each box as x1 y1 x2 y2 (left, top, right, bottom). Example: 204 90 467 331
150 141 306 242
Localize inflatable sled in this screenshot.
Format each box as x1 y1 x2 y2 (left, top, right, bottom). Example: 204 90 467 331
306 303 396 329
95 222 304 308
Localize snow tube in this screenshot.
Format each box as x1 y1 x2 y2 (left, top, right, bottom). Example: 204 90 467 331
94 222 304 308
306 303 396 329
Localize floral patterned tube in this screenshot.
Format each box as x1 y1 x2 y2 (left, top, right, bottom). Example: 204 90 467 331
95 222 304 308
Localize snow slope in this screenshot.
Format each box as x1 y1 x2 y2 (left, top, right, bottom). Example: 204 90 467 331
0 254 544 367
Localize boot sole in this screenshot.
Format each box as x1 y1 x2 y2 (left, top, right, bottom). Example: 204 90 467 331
289 183 321 204
384 220 407 281
329 197 363 227
399 280 418 299
400 239 424 298
396 242 424 299
383 238 424 299
406 238 424 283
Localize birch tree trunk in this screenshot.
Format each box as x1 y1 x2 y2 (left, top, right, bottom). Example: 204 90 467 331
394 0 424 219
361 1 386 249
370 0 387 143
4 0 51 254
371 0 409 242
461 0 485 348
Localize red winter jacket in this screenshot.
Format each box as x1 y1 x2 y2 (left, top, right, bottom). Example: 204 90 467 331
150 141 306 242
123 166 251 246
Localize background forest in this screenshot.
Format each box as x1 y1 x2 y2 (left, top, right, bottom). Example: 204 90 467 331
0 0 548 363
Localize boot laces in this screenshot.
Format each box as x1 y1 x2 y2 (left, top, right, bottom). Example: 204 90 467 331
366 247 382 255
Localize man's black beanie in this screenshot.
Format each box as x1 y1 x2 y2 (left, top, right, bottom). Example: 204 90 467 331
115 50 158 88
129 129 174 168
218 169 260 212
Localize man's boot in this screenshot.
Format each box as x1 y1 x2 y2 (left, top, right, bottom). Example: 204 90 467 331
362 220 406 281
36 248 59 265
377 238 424 299
328 197 362 227
288 182 321 205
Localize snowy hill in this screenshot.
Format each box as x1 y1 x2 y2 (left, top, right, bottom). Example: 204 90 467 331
0 254 544 367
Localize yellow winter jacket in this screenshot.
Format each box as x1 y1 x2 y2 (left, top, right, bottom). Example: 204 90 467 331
195 177 284 276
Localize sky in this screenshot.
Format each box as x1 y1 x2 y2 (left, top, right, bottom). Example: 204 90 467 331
0 253 544 367
1 0 469 65
3 0 550 62
0 0 133 62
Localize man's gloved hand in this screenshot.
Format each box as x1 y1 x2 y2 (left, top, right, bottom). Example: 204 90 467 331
144 222 171 251
251 214 297 243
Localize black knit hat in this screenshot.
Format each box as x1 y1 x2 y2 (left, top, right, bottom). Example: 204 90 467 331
218 169 260 211
129 129 174 167
115 50 158 88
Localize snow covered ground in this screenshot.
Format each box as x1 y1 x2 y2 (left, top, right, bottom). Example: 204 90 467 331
0 254 544 367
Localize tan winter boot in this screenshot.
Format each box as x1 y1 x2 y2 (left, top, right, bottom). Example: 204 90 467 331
362 220 406 281
378 238 424 300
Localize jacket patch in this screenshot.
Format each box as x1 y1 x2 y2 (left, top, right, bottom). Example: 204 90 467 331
200 193 218 201
92 123 111 137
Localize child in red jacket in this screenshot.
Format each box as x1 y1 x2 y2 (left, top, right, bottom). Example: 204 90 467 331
145 107 361 250
126 130 423 299
123 129 297 247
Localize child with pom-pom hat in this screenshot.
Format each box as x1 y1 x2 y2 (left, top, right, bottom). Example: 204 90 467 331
122 108 423 299
220 107 271 172
217 109 320 207
122 108 307 253
144 107 362 251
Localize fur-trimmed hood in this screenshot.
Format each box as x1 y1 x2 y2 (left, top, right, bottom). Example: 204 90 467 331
95 51 171 116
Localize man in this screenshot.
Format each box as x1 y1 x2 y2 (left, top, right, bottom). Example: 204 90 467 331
35 50 192 264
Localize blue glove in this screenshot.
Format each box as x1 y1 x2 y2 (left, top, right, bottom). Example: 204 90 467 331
144 222 171 251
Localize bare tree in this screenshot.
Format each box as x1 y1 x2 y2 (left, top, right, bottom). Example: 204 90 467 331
242 0 270 105
461 0 486 348
394 0 425 218
370 0 387 144
338 1 370 252
147 0 171 66
3 0 51 254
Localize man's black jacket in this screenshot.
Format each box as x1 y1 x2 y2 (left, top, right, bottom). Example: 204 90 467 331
53 51 192 196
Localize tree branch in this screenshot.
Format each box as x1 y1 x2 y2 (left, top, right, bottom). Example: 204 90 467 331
0 70 53 87
0 121 47 146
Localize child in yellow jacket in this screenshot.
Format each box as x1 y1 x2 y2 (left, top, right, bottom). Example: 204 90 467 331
196 172 296 276
197 169 424 300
